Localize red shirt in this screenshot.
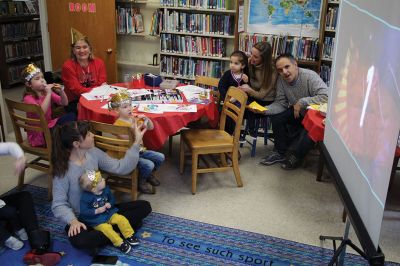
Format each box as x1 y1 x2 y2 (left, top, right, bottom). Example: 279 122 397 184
62 58 107 102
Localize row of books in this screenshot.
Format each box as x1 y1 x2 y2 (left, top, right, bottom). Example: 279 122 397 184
160 0 230 10
8 59 44 84
325 7 339 30
0 0 37 16
239 33 320 61
149 10 162 36
320 64 331 87
162 11 234 36
161 55 223 79
322 37 335 59
1 21 41 40
116 6 144 34
161 33 226 57
4 39 43 61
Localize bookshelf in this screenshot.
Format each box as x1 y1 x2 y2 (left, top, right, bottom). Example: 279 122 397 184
0 0 43 89
238 0 334 75
158 0 238 83
116 0 161 79
320 0 340 86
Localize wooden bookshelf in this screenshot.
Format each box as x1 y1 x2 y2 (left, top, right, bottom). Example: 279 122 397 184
158 0 238 81
319 0 340 86
0 1 43 89
116 0 160 76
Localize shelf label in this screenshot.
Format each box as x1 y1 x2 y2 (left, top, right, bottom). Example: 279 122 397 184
68 2 96 13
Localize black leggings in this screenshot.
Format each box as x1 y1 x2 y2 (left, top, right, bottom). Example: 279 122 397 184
0 191 40 243
66 200 151 254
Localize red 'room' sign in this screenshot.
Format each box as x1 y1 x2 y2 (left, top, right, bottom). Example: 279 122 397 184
68 2 96 13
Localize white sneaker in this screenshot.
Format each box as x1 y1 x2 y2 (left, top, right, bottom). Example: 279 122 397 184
4 236 24 250
16 228 28 241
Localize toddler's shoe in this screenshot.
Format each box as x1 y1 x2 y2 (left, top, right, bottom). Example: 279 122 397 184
118 241 131 254
16 228 28 241
147 174 160 186
139 180 155 194
4 236 24 250
125 235 140 246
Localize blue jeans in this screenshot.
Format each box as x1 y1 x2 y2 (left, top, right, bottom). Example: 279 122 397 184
138 150 165 181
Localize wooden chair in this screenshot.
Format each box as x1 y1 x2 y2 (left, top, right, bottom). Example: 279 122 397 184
5 98 53 200
90 121 139 200
179 87 248 194
168 76 220 156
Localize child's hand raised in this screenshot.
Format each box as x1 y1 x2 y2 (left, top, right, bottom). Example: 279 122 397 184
242 74 249 83
52 83 64 94
131 118 147 145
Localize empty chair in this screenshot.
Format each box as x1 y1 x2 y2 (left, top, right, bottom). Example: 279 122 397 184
168 76 220 156
179 87 248 194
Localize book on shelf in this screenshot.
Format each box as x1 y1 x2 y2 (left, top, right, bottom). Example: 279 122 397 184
161 34 226 58
0 1 37 16
239 33 319 61
134 13 144 33
160 0 229 10
161 55 223 79
161 10 234 36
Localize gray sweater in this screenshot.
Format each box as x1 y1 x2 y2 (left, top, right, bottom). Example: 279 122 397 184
51 144 141 225
266 68 328 115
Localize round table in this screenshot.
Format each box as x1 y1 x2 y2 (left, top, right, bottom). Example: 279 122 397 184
78 84 219 150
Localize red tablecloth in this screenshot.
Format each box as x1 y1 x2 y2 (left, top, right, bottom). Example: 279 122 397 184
78 84 219 150
302 109 325 142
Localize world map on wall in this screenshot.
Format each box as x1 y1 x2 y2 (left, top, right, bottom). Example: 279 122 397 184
248 0 323 37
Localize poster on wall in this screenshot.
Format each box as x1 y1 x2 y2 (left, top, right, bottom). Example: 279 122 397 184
247 0 323 38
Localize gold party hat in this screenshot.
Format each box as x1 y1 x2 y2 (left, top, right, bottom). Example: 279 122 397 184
86 170 102 189
23 63 42 82
71 27 85 44
108 91 132 110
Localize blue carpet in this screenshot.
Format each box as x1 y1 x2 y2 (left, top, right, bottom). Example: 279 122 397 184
0 185 398 265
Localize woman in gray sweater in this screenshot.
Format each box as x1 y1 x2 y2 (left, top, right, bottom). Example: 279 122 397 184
51 120 151 254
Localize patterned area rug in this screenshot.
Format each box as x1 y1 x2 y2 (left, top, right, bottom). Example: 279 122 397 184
0 185 398 265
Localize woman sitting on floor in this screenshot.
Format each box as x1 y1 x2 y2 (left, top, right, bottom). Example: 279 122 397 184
51 121 151 254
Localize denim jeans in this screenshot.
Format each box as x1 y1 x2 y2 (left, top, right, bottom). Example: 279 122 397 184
138 150 165 181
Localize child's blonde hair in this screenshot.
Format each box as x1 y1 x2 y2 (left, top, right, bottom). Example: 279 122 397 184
108 91 131 111
79 169 102 192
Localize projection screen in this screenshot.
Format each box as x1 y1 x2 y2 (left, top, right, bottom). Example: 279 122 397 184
324 0 400 248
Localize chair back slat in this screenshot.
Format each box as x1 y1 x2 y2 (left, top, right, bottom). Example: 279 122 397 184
90 121 134 152
195 76 221 105
5 98 52 150
219 86 248 143
90 120 138 200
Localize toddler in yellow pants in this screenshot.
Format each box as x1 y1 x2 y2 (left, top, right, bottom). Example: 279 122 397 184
79 170 139 253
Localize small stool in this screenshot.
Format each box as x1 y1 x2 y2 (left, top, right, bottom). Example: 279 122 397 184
240 115 273 157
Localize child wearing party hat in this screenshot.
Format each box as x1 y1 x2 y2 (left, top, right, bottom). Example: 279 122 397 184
108 91 164 194
22 63 76 147
79 170 139 254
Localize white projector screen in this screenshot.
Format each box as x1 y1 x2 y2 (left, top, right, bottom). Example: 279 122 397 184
324 0 400 248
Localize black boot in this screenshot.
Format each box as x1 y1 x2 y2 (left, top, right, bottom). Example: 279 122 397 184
28 229 51 254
